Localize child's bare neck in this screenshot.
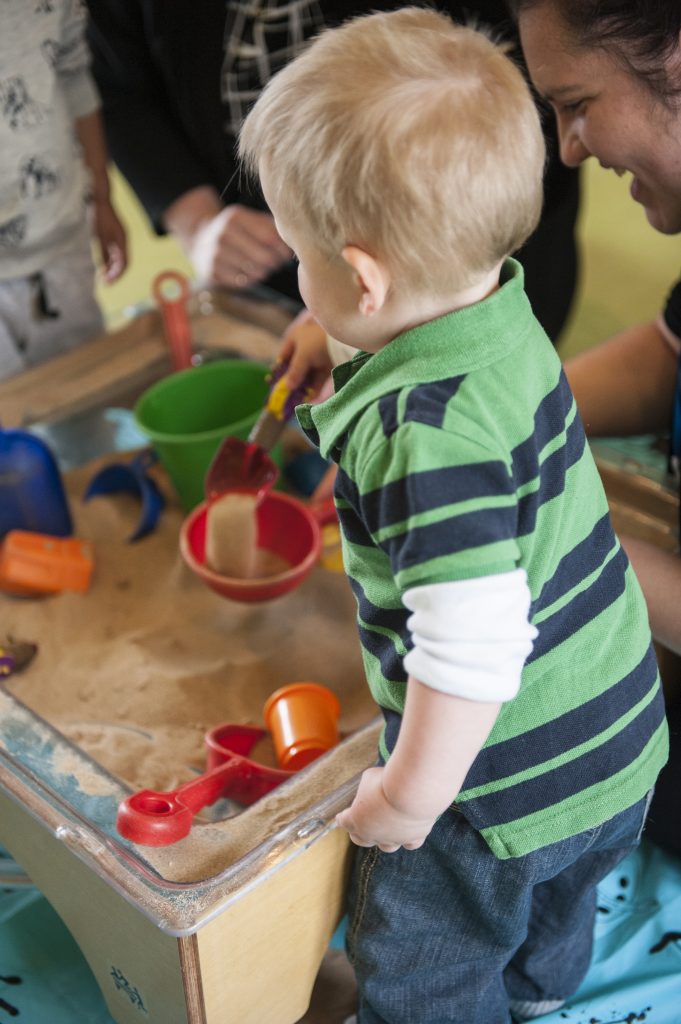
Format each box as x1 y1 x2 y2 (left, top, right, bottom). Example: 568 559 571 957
387 262 503 343
448 264 503 312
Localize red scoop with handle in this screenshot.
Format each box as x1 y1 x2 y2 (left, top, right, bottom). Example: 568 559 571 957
116 725 293 846
205 357 314 502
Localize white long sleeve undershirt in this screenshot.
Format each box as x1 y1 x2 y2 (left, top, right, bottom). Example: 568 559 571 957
402 569 537 703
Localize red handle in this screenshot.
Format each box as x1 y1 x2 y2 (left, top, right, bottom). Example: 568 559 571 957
116 753 287 846
152 270 193 372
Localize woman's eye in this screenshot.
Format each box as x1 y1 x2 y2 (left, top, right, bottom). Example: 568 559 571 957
562 99 586 115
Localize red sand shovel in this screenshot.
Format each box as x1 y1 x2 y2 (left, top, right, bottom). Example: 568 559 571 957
116 725 294 847
204 357 314 503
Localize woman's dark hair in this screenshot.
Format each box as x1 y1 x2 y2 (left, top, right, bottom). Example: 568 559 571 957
506 0 681 102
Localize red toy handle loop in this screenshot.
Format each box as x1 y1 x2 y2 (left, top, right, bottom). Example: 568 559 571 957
116 743 292 846
152 270 193 372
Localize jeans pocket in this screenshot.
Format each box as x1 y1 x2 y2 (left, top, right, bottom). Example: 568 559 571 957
346 846 379 967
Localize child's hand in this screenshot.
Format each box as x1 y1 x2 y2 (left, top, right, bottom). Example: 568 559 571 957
336 765 436 853
279 308 333 398
93 199 128 283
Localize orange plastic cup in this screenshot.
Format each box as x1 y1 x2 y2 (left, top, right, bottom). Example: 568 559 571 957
263 683 341 771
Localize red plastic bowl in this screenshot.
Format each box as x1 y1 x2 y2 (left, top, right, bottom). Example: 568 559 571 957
179 492 322 602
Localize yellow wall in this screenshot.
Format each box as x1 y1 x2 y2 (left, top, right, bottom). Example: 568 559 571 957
558 163 680 359
95 172 193 329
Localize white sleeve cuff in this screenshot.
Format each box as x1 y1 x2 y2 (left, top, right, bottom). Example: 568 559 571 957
402 570 537 703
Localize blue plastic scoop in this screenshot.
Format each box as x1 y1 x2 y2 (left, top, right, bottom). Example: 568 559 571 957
83 450 165 542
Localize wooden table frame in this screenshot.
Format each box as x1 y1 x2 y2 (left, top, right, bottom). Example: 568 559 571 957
0 287 294 429
0 714 360 1024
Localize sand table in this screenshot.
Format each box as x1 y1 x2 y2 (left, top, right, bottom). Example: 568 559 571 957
1 459 379 883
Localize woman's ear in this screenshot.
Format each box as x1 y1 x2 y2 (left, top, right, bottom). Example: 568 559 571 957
342 245 391 316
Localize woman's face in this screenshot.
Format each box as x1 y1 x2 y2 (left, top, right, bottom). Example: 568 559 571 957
518 4 681 235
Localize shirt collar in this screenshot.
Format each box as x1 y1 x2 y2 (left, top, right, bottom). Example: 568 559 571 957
297 258 533 458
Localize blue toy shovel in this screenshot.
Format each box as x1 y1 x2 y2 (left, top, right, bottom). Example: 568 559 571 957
83 450 165 542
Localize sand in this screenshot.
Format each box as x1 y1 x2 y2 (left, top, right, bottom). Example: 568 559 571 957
1 457 379 883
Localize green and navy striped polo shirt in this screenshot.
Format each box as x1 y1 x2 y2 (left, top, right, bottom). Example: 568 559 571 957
297 259 668 859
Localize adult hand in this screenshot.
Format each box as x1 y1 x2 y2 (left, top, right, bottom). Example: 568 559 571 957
336 765 436 853
188 204 292 289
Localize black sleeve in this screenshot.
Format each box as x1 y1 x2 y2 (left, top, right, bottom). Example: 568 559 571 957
663 277 681 342
86 0 232 233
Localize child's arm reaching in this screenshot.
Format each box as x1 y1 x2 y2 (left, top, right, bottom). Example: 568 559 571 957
280 308 334 397
336 681 501 852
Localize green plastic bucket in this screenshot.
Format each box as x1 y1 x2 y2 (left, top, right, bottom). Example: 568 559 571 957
134 360 277 510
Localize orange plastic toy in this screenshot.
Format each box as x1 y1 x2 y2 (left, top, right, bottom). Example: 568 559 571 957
263 682 341 771
0 530 94 596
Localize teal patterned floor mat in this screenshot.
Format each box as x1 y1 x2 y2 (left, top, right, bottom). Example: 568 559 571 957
1 841 680 1023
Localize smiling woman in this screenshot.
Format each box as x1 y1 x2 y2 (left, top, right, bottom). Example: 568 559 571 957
510 0 681 859
511 0 681 235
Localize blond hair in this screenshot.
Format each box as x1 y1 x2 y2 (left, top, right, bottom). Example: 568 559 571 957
239 7 545 295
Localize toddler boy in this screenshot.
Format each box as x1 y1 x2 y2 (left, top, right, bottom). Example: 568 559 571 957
240 9 668 1023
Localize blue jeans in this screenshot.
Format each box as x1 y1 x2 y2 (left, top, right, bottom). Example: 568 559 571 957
345 794 652 1024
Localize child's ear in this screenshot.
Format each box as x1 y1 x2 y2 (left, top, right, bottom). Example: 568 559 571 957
342 245 391 317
